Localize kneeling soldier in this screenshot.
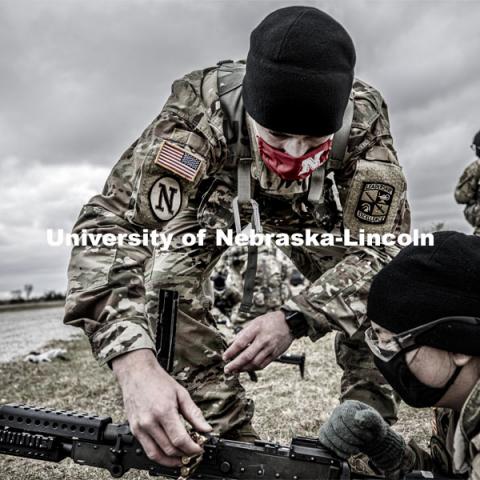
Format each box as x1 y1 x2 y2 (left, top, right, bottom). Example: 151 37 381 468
319 231 480 479
65 5 410 467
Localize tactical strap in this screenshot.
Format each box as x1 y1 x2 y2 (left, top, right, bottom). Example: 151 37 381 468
327 96 355 170
217 61 260 316
232 159 262 233
307 165 326 205
306 96 354 207
234 159 260 314
237 158 251 204
239 244 258 314
216 61 249 166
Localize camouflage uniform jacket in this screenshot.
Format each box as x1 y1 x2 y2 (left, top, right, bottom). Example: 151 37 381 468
400 381 480 480
455 159 480 233
64 62 410 366
451 378 480 479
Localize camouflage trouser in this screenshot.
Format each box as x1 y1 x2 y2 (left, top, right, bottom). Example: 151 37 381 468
464 203 480 235
144 211 256 440
286 243 400 424
145 211 399 438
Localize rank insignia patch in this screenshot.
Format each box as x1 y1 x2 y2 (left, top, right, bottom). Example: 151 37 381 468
154 140 204 182
355 182 395 224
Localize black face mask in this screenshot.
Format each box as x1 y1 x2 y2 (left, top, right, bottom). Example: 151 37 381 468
373 349 462 408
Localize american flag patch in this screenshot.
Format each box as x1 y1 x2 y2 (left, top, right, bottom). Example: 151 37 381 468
154 141 204 182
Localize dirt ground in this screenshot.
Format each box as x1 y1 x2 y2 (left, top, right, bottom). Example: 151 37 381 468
0 334 432 479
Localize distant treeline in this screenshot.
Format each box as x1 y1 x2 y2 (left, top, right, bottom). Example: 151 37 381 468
0 291 65 306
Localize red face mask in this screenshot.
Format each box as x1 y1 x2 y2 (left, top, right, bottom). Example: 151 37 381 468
257 136 333 181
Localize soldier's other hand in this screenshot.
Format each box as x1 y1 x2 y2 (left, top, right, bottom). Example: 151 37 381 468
223 311 294 374
319 400 406 473
112 349 212 467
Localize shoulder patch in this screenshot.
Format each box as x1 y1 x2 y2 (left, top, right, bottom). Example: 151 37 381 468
355 182 395 224
154 140 204 182
343 159 405 235
149 176 182 221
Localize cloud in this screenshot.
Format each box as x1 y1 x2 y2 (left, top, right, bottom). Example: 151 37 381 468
0 156 108 293
0 0 477 293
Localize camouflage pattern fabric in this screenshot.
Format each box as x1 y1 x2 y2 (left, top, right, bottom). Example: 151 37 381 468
464 203 480 236
398 380 480 480
213 246 245 326
452 378 480 479
64 63 411 437
426 407 465 477
213 245 292 328
455 159 480 235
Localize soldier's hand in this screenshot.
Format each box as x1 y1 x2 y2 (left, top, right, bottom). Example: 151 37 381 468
319 400 406 473
112 349 212 467
223 311 294 373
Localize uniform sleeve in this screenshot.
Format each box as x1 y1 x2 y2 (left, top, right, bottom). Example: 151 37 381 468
283 83 411 338
455 161 480 205
64 70 223 366
471 452 480 480
468 430 480 480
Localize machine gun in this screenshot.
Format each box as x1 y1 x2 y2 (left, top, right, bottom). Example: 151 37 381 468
0 403 455 480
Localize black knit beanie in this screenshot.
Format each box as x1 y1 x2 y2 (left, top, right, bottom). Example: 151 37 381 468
367 231 480 355
243 6 356 137
473 130 480 156
473 130 480 147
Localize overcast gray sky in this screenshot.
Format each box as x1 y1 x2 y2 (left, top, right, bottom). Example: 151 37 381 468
0 0 478 296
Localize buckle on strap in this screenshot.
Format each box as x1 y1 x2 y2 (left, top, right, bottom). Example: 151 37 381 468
232 157 262 234
232 197 262 234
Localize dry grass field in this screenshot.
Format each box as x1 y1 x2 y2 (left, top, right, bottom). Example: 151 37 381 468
0 333 432 479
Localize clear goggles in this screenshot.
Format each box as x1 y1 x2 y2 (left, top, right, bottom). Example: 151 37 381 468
365 316 480 362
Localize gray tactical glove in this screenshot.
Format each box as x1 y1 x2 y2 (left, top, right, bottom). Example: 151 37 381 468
319 400 406 473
